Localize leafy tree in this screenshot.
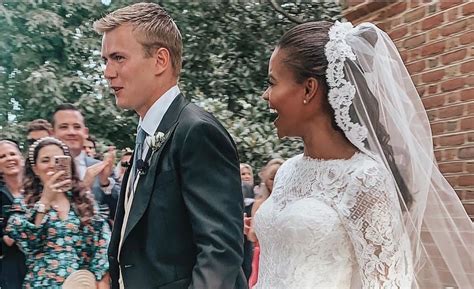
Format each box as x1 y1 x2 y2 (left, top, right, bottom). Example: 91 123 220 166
0 0 137 150
0 0 341 173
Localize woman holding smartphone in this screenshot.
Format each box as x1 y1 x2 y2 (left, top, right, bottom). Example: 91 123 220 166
5 137 110 289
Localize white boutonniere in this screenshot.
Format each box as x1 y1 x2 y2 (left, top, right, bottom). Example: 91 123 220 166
137 130 171 175
136 132 165 176
145 131 167 152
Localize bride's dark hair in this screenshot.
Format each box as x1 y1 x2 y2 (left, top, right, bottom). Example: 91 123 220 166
276 21 412 210
24 137 96 226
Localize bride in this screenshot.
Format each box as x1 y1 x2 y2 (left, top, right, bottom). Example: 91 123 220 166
250 21 473 289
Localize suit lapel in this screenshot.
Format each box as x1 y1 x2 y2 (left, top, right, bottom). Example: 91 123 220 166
121 94 189 247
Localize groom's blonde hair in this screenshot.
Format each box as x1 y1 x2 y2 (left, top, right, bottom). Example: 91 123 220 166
93 2 182 76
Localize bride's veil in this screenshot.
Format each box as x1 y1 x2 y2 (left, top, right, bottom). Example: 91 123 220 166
326 21 473 288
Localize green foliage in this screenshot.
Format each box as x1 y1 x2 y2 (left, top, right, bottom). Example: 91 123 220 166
0 0 341 173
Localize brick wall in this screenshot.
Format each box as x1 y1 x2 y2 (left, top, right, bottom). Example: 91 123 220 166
342 1 473 287
343 0 474 219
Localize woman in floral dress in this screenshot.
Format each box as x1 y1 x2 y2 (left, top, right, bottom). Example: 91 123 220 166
5 137 110 288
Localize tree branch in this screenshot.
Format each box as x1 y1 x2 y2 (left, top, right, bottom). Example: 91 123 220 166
267 0 304 24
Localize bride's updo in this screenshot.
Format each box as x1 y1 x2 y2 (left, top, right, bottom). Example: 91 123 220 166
276 21 332 85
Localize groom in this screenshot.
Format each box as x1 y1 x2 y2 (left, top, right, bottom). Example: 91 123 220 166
94 3 246 289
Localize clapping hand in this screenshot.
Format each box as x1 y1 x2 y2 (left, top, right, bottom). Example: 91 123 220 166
244 212 259 243
83 146 116 189
83 162 107 190
98 146 116 186
244 213 252 236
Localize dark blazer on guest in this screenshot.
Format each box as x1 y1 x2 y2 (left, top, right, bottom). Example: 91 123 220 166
0 183 26 289
109 94 247 289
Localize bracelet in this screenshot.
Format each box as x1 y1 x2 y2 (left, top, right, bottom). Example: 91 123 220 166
34 202 49 214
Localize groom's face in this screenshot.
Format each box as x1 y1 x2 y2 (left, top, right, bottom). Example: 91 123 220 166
101 24 157 114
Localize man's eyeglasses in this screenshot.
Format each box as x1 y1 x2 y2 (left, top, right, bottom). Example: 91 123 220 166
121 161 130 168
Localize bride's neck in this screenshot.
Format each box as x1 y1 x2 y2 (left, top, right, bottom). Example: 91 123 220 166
302 122 358 160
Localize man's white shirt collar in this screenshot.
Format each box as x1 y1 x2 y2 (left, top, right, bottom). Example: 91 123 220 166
139 85 180 137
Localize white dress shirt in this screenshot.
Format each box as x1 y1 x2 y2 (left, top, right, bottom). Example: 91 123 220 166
138 85 181 160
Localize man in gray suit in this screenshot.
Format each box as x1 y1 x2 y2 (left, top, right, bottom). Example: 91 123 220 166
95 2 246 289
52 103 121 221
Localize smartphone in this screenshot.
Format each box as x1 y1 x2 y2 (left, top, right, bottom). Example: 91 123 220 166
53 155 73 191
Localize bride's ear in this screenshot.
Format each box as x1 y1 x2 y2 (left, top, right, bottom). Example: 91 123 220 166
303 77 319 104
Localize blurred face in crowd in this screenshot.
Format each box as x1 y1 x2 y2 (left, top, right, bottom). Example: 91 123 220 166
240 165 254 186
101 24 165 117
83 139 96 158
262 163 281 193
32 144 65 185
0 142 24 177
27 130 50 146
52 110 88 157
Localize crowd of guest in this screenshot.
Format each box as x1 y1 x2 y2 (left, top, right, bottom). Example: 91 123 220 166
0 102 282 289
0 104 123 289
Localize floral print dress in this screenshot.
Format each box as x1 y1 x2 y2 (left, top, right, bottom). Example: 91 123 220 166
5 195 110 289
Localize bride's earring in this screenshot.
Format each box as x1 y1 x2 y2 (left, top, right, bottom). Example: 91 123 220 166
303 99 308 104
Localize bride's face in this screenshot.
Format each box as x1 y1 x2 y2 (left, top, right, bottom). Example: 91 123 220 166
262 48 306 138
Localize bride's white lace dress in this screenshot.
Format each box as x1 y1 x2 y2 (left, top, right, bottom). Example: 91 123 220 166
253 153 413 289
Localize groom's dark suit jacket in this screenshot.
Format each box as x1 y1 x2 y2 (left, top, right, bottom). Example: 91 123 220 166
109 94 247 289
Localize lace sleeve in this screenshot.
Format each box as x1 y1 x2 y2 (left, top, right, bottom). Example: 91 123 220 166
338 162 413 289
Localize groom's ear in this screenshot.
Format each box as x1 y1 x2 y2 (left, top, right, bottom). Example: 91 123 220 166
153 47 171 76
